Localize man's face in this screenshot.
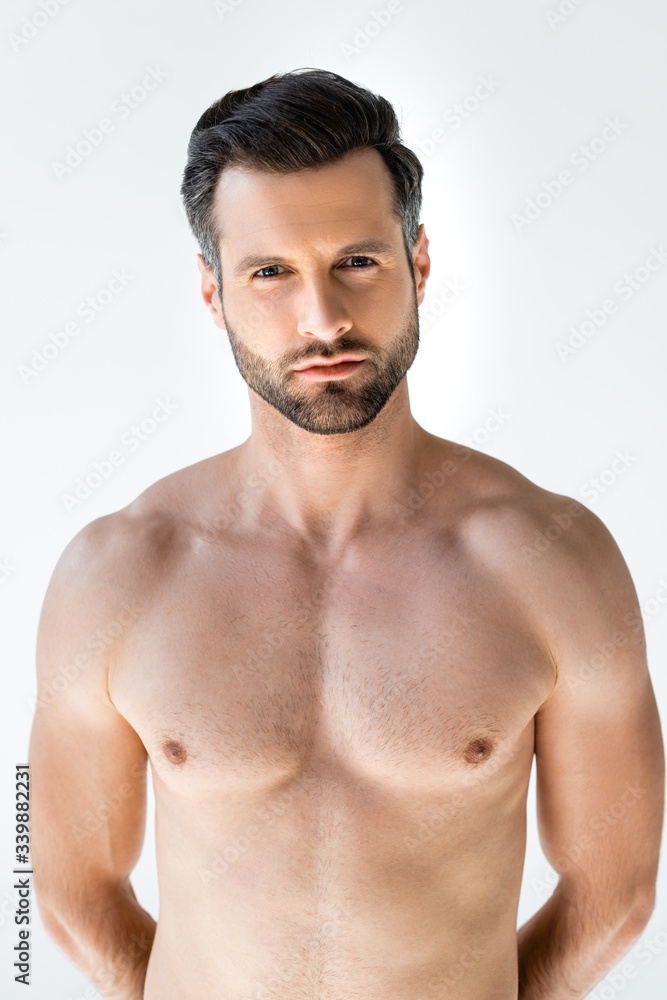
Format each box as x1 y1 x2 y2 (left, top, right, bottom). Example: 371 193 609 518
202 147 429 435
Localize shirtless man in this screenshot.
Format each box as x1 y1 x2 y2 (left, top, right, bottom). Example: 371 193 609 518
30 68 664 1000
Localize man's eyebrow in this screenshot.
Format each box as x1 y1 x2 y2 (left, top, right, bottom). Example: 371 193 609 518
231 239 398 278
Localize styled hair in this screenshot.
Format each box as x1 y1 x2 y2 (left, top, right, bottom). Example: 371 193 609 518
180 67 423 284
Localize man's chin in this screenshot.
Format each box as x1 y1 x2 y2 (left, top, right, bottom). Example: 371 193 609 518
258 390 390 436
285 411 386 436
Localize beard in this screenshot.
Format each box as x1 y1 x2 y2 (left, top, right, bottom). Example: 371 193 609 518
222 290 420 436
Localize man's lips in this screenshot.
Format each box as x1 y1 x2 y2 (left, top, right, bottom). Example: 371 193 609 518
293 355 366 371
293 357 367 381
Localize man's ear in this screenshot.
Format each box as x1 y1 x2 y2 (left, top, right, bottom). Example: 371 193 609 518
411 224 431 307
197 254 226 330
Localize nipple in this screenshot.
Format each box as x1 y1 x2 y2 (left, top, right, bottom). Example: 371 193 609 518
162 739 188 765
463 737 494 765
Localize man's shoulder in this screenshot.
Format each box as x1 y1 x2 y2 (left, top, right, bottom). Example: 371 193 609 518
449 443 631 629
439 444 640 687
433 439 615 577
53 451 235 600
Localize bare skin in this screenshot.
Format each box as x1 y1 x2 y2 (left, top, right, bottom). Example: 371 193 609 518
30 147 663 1000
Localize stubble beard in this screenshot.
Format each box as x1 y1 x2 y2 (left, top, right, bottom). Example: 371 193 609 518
222 291 420 436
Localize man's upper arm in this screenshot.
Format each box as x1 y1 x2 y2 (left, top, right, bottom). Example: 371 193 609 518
528 499 664 925
29 514 149 936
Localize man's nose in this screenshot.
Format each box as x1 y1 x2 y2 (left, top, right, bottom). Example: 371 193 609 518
295 278 353 341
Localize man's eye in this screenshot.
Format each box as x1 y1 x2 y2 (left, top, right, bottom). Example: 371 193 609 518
254 265 285 279
343 256 374 268
252 257 375 279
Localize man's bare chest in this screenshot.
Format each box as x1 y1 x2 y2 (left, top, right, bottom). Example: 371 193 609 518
110 527 554 790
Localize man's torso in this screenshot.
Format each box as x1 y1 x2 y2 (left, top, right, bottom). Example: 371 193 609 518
106 437 559 999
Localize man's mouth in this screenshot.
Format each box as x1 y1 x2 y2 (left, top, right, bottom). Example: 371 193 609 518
293 356 366 380
293 355 366 370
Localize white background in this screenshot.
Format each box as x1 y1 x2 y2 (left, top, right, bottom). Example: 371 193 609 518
1 0 666 997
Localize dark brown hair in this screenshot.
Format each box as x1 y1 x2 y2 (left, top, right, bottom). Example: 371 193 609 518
180 67 423 286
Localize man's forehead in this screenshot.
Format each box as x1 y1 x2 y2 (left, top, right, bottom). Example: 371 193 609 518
213 147 400 246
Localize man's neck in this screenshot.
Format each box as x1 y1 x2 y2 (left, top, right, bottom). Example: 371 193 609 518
232 380 429 551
